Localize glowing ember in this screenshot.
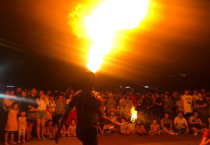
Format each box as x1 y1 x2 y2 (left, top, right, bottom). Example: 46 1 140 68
130 106 137 122
69 0 150 73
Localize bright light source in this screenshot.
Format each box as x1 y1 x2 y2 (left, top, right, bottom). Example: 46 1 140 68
144 86 149 88
7 86 15 88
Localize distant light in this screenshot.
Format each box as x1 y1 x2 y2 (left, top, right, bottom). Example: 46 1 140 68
144 86 149 88
120 86 122 88
7 86 15 88
126 86 131 89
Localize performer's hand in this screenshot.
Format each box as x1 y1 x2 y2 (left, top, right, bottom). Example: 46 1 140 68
54 131 61 144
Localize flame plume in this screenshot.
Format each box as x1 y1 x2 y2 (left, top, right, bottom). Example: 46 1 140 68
69 0 150 73
130 106 137 122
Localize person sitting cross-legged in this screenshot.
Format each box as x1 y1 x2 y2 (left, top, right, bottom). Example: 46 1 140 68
174 111 189 135
189 112 206 136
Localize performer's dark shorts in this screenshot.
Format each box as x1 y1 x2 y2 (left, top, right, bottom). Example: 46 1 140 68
76 126 98 145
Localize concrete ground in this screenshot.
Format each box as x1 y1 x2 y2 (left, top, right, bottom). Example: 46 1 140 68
14 134 202 145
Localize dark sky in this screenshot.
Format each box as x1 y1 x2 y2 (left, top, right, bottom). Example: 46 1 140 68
0 0 210 91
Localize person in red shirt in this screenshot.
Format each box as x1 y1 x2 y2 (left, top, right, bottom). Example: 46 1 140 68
200 129 210 145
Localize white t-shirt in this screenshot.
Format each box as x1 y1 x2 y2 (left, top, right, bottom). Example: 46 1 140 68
174 117 188 128
36 99 49 111
182 95 193 113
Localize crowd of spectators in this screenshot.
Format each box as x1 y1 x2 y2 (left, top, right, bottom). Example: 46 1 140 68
1 87 210 145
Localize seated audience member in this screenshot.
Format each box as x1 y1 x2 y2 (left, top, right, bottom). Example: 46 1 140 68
161 113 176 135
120 118 131 135
55 119 67 137
135 119 146 135
67 119 76 137
189 112 206 135
45 120 55 139
174 111 189 135
200 129 210 145
149 120 161 135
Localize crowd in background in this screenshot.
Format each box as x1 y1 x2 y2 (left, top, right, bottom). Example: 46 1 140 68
1 87 210 145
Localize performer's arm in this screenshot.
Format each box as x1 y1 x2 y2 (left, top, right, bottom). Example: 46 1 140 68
97 96 120 126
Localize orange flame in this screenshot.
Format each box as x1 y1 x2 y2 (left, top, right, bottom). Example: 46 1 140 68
130 106 137 122
69 0 150 73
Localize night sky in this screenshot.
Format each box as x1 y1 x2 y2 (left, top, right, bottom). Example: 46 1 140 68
0 0 209 91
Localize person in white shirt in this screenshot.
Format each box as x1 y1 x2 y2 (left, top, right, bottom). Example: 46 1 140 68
36 93 49 140
181 90 194 119
174 111 189 135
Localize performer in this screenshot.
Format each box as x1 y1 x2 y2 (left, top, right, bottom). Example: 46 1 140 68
200 129 210 145
55 71 121 145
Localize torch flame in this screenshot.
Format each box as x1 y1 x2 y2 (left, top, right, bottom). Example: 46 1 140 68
69 0 150 73
130 106 137 122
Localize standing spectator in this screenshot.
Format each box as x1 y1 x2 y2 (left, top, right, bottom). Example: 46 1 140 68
189 112 206 135
129 91 137 106
18 91 28 113
163 95 173 116
107 93 116 108
26 89 37 142
196 93 208 126
2 91 14 112
55 95 66 125
119 95 126 108
193 90 200 101
161 113 175 135
124 96 132 119
154 93 163 121
36 93 49 140
174 111 189 135
5 102 19 145
18 111 27 143
66 93 73 105
48 95 56 114
116 105 122 121
16 88 22 97
181 90 194 119
175 96 184 114
142 94 153 122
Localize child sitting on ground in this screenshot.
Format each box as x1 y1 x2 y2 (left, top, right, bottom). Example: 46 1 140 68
45 120 55 139
67 119 76 137
135 119 146 135
120 118 131 135
149 120 161 135
18 111 27 143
